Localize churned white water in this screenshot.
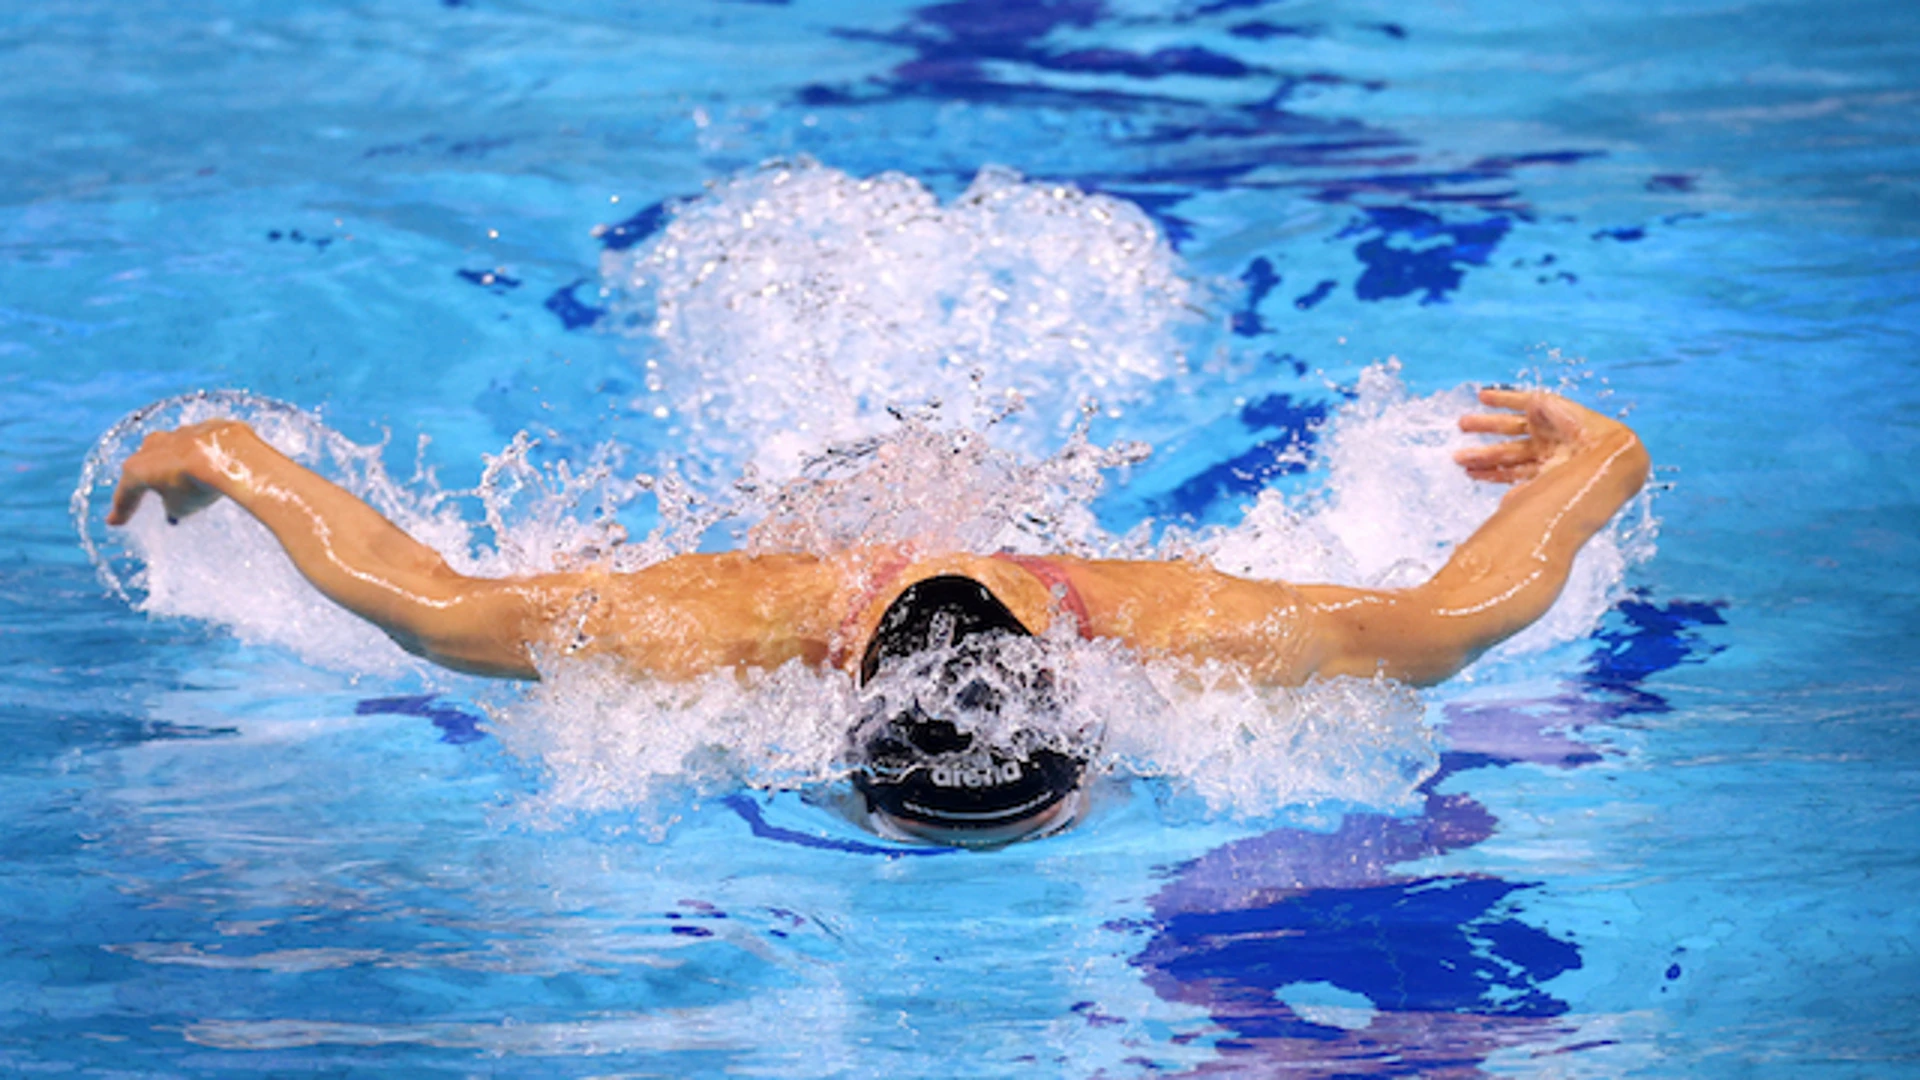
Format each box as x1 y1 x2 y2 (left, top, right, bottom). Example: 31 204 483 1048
601 158 1200 479
73 161 1653 826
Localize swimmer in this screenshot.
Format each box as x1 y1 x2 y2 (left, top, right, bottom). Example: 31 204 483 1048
106 388 1648 846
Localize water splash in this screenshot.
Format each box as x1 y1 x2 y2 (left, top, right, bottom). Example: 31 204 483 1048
72 372 1641 823
73 159 1653 826
490 617 1436 830
1196 362 1653 665
71 391 674 674
74 392 431 673
601 158 1202 477
741 405 1150 559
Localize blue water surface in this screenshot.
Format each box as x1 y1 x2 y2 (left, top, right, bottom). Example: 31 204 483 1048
3 0 1918 1076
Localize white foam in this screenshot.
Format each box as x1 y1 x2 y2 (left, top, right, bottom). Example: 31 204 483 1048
487 656 859 836
601 158 1201 477
486 622 1437 829
1075 641 1436 817
741 409 1150 559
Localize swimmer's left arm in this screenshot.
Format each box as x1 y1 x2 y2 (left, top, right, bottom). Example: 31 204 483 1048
1297 389 1649 686
1059 392 1644 687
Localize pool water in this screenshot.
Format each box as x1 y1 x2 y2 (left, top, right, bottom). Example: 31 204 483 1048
5 1 1919 1076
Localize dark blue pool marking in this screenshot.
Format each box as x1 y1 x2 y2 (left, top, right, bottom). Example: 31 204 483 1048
597 200 673 252
1231 257 1280 336
721 793 955 858
1660 946 1688 993
18 709 240 753
456 268 520 293
522 202 667 332
544 279 607 330
1580 203 1708 249
1433 595 1727 784
665 899 732 938
1140 878 1579 1020
1125 594 1727 1072
1588 213 1703 246
801 0 1405 216
1268 351 1310 377
1293 278 1336 309
1228 20 1317 40
1193 0 1277 17
355 694 487 744
820 0 1406 109
264 228 333 252
1337 206 1513 304
1048 44 1255 79
1510 251 1581 286
1586 596 1728 685
1126 796 1580 1070
1579 595 1726 712
1646 173 1697 193
824 0 1123 95
1123 93 1398 147
362 132 514 160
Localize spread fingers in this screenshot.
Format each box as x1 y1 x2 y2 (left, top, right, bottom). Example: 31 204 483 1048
1459 413 1528 436
1476 387 1538 411
1453 441 1539 468
1461 461 1541 484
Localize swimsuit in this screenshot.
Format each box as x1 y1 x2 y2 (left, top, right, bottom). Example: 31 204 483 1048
988 553 1094 640
829 552 1094 669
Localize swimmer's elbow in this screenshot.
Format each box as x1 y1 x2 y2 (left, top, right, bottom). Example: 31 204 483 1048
393 626 542 680
1390 643 1479 688
1305 586 1483 688
380 581 547 680
1316 639 1473 688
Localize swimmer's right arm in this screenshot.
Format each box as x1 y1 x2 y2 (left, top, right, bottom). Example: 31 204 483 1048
107 420 563 679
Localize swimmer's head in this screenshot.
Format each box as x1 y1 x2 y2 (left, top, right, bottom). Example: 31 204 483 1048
850 575 1088 847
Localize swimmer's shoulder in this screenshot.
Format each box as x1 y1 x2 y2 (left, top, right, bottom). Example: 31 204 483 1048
1024 552 1299 598
555 551 850 677
592 550 848 604
1028 555 1318 678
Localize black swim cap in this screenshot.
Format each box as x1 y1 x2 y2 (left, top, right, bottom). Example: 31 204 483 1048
851 575 1086 834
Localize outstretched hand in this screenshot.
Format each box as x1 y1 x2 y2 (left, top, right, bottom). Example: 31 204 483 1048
105 421 235 526
1453 388 1628 486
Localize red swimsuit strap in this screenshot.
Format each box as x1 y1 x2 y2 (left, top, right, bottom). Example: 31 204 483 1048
831 550 917 670
991 553 1094 640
